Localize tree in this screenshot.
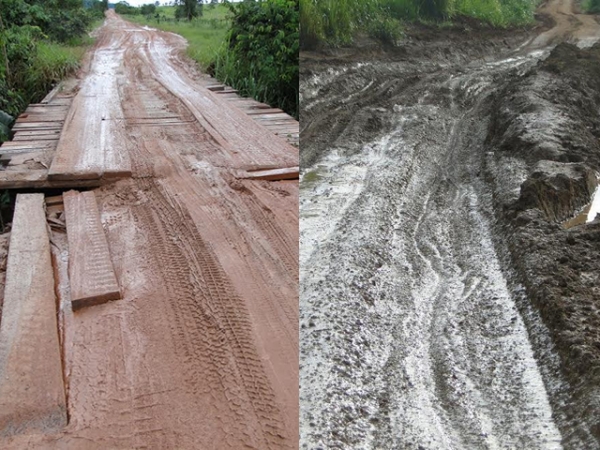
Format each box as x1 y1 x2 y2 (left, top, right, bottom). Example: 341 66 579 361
175 0 201 21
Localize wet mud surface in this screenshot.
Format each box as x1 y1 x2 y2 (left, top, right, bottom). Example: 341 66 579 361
0 11 298 449
300 4 600 448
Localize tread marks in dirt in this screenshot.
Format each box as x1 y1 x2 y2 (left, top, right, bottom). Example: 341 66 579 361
131 179 291 449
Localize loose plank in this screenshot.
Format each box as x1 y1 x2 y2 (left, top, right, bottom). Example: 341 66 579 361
63 190 121 309
243 166 299 181
0 194 67 436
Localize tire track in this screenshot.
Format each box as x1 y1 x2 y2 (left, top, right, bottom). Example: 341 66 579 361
132 178 291 449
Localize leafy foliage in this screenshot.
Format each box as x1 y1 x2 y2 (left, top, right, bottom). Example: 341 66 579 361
584 0 600 13
0 0 101 140
175 0 202 21
214 0 299 118
115 2 140 15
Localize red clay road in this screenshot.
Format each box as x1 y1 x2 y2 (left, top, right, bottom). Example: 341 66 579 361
1 11 298 449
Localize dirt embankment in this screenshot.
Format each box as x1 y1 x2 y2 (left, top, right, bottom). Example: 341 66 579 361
486 42 600 439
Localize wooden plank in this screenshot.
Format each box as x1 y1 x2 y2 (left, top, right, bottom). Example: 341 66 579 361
12 122 63 130
0 194 67 436
248 114 290 121
41 83 62 104
16 116 66 123
12 129 61 136
0 171 103 189
243 166 299 181
13 135 59 142
255 118 298 124
63 190 121 309
48 98 72 106
245 109 285 116
0 140 55 149
0 152 46 165
49 82 130 180
27 103 69 108
45 195 64 206
0 147 54 156
206 85 225 91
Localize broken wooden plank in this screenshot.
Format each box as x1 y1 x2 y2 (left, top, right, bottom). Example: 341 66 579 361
41 83 62 104
0 194 67 436
63 190 121 309
243 166 299 181
45 195 64 206
0 152 47 166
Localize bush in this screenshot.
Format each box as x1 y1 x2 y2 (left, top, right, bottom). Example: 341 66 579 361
140 4 156 15
115 2 139 15
0 0 99 129
368 16 402 45
584 0 600 13
214 0 299 118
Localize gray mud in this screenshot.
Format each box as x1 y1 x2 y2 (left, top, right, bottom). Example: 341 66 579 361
301 26 600 450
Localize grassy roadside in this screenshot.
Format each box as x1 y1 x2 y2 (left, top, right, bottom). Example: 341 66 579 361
583 0 600 12
123 5 230 71
300 0 539 48
0 19 102 141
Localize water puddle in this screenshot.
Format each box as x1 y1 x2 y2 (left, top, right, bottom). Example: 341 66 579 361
563 182 600 228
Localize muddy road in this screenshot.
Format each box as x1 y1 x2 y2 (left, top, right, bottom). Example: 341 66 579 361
300 1 600 448
0 11 298 449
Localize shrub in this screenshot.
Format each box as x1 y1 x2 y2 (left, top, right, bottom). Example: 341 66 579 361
214 0 299 118
0 0 98 124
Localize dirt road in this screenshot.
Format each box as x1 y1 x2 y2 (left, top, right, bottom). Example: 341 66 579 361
1 11 298 449
301 1 600 449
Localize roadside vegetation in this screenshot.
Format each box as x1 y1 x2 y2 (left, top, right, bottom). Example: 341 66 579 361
0 0 105 141
300 0 539 48
584 0 600 13
120 0 298 119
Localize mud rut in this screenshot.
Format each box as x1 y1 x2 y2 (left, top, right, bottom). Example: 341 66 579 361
1 13 298 449
300 3 600 449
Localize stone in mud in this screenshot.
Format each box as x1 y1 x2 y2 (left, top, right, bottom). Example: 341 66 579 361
515 161 597 222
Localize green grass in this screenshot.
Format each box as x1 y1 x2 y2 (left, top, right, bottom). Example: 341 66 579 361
302 170 321 183
0 19 101 126
300 0 538 48
124 5 230 70
583 0 600 13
